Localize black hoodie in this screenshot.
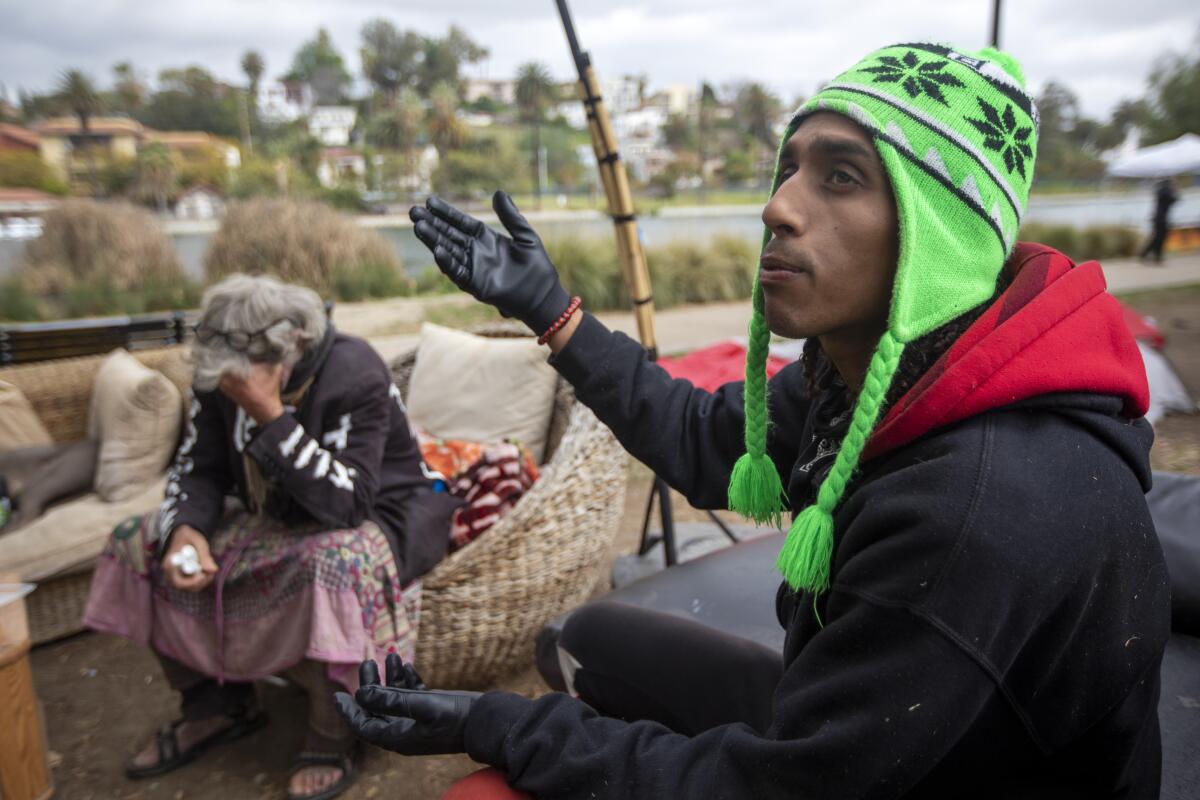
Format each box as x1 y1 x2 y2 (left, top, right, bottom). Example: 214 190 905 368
459 245 1171 798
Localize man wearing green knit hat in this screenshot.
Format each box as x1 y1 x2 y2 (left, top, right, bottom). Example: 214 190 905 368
338 43 1168 798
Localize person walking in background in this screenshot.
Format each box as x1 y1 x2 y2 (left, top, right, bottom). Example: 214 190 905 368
1141 177 1179 264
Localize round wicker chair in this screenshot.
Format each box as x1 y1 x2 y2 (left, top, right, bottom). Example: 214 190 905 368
391 323 629 689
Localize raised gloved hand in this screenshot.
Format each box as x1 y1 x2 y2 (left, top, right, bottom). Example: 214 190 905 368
335 654 480 756
409 191 572 335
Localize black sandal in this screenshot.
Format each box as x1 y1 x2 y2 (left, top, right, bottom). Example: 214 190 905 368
286 743 359 800
124 706 268 779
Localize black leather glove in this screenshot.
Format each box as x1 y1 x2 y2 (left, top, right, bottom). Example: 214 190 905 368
335 655 480 756
409 191 573 335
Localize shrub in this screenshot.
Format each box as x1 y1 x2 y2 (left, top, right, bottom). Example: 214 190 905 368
0 277 39 321
0 151 69 195
20 199 186 297
649 235 757 308
541 233 758 311
1018 222 1141 262
204 198 408 301
415 266 459 295
315 185 366 212
543 234 624 310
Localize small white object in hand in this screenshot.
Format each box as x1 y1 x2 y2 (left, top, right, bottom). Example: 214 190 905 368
169 544 201 576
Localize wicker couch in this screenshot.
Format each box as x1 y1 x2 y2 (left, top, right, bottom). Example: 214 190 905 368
391 324 628 688
0 346 192 643
1 325 629 689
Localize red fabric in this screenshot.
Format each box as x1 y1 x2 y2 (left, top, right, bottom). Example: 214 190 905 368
448 442 538 551
659 340 790 393
865 242 1150 462
1120 302 1165 350
441 768 532 800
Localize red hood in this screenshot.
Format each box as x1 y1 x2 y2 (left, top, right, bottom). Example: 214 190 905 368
864 242 1150 462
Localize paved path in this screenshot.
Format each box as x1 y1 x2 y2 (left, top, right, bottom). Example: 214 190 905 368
339 251 1200 364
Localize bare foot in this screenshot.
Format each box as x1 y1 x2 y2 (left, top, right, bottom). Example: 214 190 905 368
130 715 235 769
289 764 345 798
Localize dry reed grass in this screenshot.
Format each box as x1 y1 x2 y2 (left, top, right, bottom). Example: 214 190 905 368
20 199 185 295
204 198 409 299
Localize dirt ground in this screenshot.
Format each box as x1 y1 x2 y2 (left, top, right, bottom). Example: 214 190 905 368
26 284 1200 800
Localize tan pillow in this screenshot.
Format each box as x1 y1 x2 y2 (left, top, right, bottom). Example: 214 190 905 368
406 323 559 463
88 349 182 502
0 381 53 450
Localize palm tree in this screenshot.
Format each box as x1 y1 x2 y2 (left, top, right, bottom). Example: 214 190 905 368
515 62 556 209
240 51 265 154
426 81 465 159
367 88 424 190
734 82 781 186
697 82 718 203
57 69 101 195
241 50 265 98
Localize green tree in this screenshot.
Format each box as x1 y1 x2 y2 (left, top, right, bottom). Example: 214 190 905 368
1033 81 1106 183
18 90 60 123
662 112 694 150
366 88 424 189
433 138 518 197
697 82 719 201
516 62 556 209
139 66 241 136
57 69 103 195
110 61 146 113
1139 33 1200 145
0 152 69 194
733 82 781 183
360 19 423 101
417 25 488 97
241 50 265 99
286 27 352 105
132 142 177 212
426 81 466 158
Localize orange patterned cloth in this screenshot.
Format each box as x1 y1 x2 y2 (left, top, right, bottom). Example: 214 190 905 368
415 429 539 552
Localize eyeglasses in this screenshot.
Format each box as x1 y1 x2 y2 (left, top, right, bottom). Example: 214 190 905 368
194 318 295 352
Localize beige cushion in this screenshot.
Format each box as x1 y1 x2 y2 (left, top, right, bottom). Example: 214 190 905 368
406 323 559 463
0 381 53 451
0 478 166 582
88 349 182 502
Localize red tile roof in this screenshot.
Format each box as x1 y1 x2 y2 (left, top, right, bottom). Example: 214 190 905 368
0 124 40 148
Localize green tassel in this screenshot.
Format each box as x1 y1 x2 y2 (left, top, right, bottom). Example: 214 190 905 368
776 504 835 594
728 451 786 528
775 332 905 594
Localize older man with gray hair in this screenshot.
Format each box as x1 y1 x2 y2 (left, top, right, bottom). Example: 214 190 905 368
85 273 461 800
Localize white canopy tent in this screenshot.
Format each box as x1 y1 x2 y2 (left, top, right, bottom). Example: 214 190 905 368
1108 133 1200 179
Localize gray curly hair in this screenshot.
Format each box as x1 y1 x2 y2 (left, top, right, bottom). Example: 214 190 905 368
191 274 328 392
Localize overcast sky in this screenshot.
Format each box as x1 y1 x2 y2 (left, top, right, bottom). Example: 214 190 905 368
1 0 1196 119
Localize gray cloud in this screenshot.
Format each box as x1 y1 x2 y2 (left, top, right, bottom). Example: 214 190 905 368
1 0 1195 118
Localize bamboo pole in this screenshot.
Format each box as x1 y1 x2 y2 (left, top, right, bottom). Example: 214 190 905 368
557 1 659 358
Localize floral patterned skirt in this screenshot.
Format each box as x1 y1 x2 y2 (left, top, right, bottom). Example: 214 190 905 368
84 509 420 691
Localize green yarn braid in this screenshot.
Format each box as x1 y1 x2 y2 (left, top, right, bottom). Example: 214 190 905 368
776 331 904 593
727 274 786 527
727 127 799 528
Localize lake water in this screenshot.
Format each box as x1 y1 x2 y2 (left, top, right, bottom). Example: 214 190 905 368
2 189 1198 281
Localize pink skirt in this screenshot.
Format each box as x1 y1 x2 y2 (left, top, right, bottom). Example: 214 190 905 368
84 509 420 691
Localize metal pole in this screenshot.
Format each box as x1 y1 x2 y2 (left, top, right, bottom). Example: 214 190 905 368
990 0 1003 48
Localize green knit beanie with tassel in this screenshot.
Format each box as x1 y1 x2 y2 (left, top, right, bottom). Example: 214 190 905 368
728 43 1040 594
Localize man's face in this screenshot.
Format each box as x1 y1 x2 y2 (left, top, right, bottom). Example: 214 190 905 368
759 112 899 346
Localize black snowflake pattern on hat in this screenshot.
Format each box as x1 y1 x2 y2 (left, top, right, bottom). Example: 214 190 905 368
862 50 965 105
965 97 1034 179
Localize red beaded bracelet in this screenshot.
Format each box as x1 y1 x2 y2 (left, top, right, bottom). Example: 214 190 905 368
538 296 583 346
